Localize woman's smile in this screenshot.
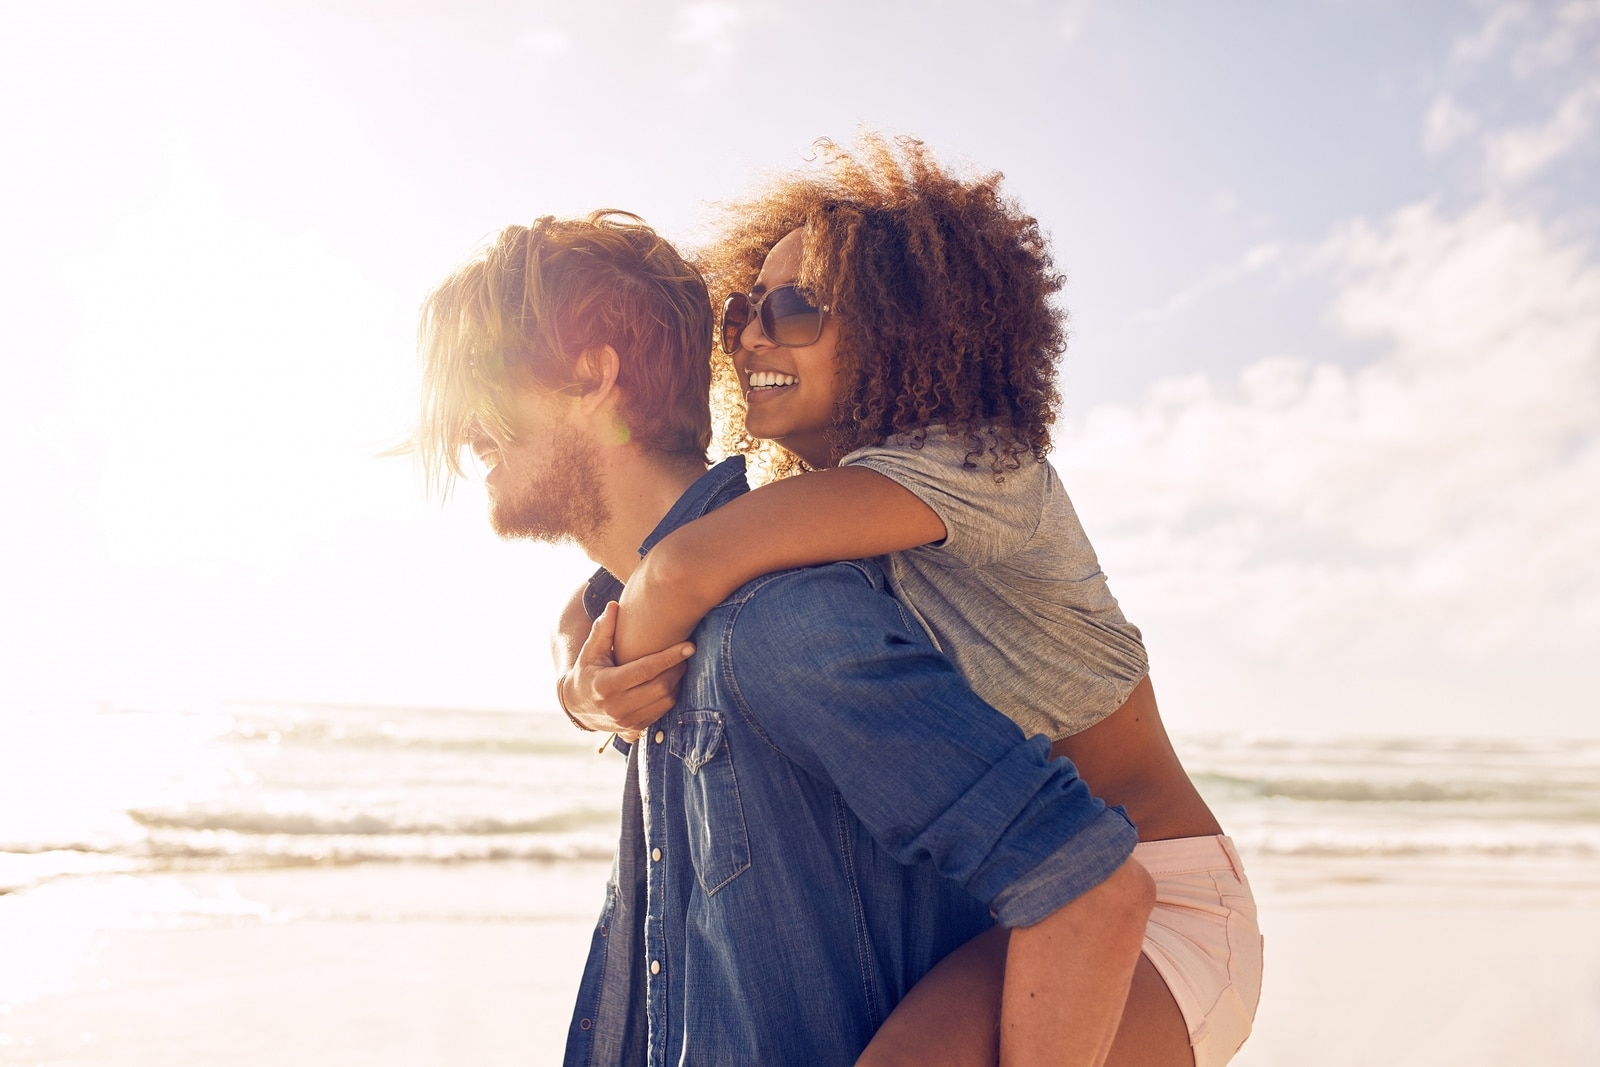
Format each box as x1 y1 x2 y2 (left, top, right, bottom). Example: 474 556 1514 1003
732 229 843 467
743 364 803 407
746 369 800 392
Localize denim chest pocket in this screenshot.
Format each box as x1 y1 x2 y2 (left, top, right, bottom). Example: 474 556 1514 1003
667 710 752 895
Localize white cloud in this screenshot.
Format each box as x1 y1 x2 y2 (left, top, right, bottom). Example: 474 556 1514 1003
514 29 572 59
1453 0 1600 75
1423 94 1478 153
1057 201 1600 731
1518 0 1600 72
1451 3 1529 65
1484 77 1600 185
1437 2 1600 190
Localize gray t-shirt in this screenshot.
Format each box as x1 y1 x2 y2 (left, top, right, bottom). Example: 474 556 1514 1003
841 430 1149 740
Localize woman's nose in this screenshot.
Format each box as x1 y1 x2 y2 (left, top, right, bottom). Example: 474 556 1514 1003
740 309 770 351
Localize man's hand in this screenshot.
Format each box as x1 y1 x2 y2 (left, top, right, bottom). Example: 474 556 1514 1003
558 602 694 739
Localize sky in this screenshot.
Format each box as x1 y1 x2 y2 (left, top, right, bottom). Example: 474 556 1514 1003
1 0 1596 738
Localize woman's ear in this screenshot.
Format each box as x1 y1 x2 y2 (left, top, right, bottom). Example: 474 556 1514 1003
573 345 621 415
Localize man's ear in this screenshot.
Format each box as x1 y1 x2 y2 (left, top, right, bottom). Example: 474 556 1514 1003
573 345 621 416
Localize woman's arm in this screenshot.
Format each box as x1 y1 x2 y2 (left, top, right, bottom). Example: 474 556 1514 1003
551 583 694 736
611 465 946 662
557 466 946 731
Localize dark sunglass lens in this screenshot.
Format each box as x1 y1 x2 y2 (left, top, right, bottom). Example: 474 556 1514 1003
721 292 752 353
763 286 824 347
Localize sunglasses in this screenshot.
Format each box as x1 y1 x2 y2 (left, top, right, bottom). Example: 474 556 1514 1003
721 283 831 355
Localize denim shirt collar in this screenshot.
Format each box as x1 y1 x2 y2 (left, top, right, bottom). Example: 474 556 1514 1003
582 456 749 623
638 456 748 556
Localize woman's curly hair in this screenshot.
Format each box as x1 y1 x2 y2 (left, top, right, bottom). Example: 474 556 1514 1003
698 134 1066 476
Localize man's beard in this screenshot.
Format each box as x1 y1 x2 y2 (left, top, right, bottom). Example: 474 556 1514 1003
488 426 610 546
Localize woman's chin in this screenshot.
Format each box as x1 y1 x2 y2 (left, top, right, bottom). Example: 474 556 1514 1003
742 411 785 443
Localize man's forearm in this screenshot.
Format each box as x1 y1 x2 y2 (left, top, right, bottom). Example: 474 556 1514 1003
1000 856 1155 1067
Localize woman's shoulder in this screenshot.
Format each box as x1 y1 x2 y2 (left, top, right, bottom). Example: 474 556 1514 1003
843 426 1046 481
841 426 1050 565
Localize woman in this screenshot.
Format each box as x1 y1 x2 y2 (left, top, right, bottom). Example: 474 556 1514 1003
558 135 1261 1067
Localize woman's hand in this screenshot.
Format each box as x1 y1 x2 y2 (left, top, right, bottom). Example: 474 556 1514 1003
558 601 695 739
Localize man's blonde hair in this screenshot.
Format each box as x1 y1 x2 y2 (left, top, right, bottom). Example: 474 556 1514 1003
416 211 714 494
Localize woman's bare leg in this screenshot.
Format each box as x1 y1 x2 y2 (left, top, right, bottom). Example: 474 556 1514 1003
856 935 1192 1067
1104 954 1192 1067
856 926 1007 1067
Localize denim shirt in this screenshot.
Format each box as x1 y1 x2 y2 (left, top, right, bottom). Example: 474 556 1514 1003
564 458 1137 1067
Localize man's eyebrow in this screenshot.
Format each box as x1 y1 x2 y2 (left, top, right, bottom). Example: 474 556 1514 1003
748 280 768 297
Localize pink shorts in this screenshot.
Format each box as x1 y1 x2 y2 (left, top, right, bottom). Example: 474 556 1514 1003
1134 835 1263 1067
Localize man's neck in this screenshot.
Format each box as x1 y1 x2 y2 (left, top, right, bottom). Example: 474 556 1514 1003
581 450 708 582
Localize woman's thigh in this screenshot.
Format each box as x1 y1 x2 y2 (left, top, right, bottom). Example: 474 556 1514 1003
1105 954 1193 1067
855 926 1007 1067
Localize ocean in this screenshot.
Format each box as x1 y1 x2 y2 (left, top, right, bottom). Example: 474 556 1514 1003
6 700 1598 905
0 702 625 917
3 700 1599 1064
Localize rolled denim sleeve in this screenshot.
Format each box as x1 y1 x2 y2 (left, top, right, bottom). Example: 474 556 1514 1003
723 562 1136 926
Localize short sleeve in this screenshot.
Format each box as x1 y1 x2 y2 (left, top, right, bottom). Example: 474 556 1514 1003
840 430 1046 567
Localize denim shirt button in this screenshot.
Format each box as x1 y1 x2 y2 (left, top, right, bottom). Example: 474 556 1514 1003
654 730 665 743
651 848 662 862
650 960 661 975
579 1018 592 1031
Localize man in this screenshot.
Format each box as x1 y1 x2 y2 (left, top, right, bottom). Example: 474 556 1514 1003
415 212 1154 1067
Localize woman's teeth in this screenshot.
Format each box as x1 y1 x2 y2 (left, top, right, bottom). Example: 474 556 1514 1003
748 370 799 390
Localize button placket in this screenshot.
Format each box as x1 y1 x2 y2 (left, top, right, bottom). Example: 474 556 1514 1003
643 716 669 1066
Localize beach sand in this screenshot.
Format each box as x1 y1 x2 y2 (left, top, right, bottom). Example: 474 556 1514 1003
1236 855 1600 1066
3 854 1599 1066
0 862 607 1066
